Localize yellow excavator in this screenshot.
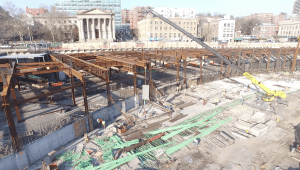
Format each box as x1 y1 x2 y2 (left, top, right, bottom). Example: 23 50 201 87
145 8 286 102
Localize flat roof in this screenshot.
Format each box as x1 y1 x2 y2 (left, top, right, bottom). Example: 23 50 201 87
0 53 47 59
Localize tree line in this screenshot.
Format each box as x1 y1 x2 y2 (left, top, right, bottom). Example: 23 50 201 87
0 1 78 44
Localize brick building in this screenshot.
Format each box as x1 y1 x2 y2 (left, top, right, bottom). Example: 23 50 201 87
25 6 48 16
252 23 278 39
130 6 153 30
245 13 286 26
121 9 130 24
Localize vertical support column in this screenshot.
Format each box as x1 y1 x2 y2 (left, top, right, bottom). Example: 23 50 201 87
283 51 287 71
199 56 203 84
292 40 299 72
276 48 282 72
70 77 76 106
266 51 271 71
144 67 147 85
98 18 101 39
237 49 241 76
242 53 246 72
227 56 231 78
82 81 88 115
106 72 111 106
220 60 223 79
11 82 21 122
176 51 179 81
104 18 107 40
258 52 262 74
2 77 20 151
149 67 152 100
112 18 115 40
87 18 90 40
77 19 82 40
91 18 95 39
184 57 187 85
250 49 255 73
134 73 138 108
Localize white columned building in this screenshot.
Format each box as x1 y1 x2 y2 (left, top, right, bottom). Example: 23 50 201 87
77 8 115 42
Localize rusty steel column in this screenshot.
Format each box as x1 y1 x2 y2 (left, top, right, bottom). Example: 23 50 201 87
149 67 152 100
242 53 246 71
11 82 21 122
227 56 231 78
292 40 299 72
237 49 242 76
134 72 138 108
276 48 282 72
184 58 187 85
106 73 111 106
70 76 76 106
144 67 147 85
82 82 89 115
258 52 262 74
199 56 203 84
176 52 179 82
283 51 287 71
220 60 223 79
1 77 20 151
250 49 255 73
267 51 271 71
155 48 158 66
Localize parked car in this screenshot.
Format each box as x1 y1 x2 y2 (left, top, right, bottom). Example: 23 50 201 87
0 44 12 48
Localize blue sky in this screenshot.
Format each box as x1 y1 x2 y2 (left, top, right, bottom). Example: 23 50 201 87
2 0 296 17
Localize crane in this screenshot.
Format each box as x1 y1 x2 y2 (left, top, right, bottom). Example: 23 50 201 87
144 7 286 102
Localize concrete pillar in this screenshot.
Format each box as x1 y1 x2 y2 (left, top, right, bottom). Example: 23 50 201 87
77 19 82 40
108 18 112 41
112 18 115 41
103 18 107 40
91 18 95 39
98 18 101 39
87 18 90 39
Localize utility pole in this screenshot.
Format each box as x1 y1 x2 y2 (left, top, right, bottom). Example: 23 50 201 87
291 35 300 72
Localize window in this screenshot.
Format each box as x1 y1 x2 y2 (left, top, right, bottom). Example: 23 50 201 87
187 27 189 30
190 27 192 30
178 33 180 37
179 22 181 24
160 27 162 30
187 22 189 25
150 33 153 38
174 33 176 37
170 27 171 30
169 33 171 38
165 33 167 38
160 21 162 24
69 20 71 23
45 21 47 24
183 22 185 25
155 21 158 24
151 21 153 24
150 27 153 30
224 23 226 27
160 33 163 38
194 27 196 30
155 33 157 38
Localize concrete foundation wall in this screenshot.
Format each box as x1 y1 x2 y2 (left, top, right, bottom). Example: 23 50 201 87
0 122 76 170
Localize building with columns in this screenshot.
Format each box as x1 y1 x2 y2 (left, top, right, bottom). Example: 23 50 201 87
77 9 115 42
31 8 115 42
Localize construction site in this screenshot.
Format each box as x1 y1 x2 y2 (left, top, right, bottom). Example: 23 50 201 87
1 8 300 170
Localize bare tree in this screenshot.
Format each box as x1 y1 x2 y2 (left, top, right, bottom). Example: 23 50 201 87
2 1 29 42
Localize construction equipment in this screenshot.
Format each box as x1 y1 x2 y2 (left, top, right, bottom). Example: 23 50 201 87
144 8 286 102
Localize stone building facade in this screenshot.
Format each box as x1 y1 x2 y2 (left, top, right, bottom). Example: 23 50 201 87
77 9 115 42
137 17 198 42
31 8 115 42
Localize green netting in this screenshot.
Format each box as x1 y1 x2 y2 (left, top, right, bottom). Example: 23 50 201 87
56 92 274 170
